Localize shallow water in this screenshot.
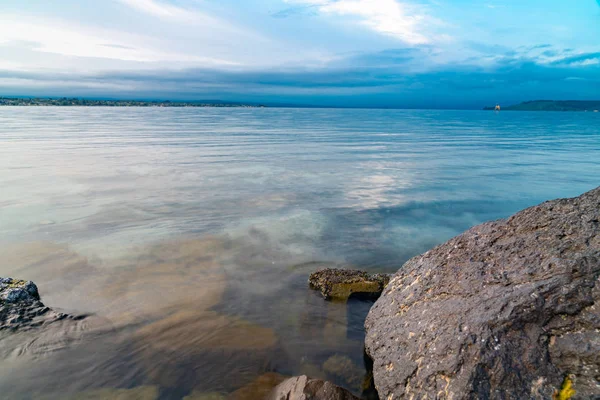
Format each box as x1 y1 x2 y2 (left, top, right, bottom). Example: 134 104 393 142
0 107 599 399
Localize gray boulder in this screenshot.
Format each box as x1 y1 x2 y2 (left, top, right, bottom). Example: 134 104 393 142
267 375 360 400
365 187 600 399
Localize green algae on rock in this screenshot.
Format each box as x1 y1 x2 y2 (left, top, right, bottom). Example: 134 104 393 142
309 268 391 300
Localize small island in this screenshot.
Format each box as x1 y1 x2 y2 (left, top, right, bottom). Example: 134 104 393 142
484 100 600 112
0 97 264 108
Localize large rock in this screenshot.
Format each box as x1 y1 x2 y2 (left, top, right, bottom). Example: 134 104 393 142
0 277 82 331
309 269 391 300
267 375 360 400
365 187 600 399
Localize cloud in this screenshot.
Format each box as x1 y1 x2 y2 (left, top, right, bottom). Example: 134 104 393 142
1 1 598 108
2 47 599 108
551 52 600 66
117 0 197 21
115 0 270 43
101 44 137 50
0 16 150 63
0 15 240 68
285 0 433 44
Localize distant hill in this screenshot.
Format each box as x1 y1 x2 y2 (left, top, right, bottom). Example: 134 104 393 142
0 97 264 108
484 100 600 112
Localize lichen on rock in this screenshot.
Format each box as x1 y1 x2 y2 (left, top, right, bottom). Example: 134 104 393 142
365 186 600 399
0 278 40 303
555 375 576 400
309 268 391 300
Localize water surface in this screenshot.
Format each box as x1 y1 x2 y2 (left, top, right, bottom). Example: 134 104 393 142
1 107 599 399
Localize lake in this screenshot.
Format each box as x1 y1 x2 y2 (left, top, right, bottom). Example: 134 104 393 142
0 107 598 399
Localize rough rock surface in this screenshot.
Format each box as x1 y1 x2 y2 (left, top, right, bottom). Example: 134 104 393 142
267 375 360 400
365 187 600 399
309 269 392 300
0 277 84 331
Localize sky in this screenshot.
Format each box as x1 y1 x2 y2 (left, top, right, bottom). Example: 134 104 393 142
1 0 600 108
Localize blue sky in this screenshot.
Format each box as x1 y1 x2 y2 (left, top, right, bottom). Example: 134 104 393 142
1 0 599 108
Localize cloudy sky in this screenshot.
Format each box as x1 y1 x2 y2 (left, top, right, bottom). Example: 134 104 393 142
1 0 600 107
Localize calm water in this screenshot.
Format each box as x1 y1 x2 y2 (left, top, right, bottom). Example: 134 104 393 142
0 107 599 399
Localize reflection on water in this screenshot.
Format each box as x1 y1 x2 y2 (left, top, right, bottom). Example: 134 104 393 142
1 108 599 399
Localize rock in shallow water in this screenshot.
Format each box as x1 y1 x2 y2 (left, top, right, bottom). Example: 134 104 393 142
309 269 391 300
267 375 360 400
0 277 86 332
365 187 600 399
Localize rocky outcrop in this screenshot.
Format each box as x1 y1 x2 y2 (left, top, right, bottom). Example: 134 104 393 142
267 375 360 400
0 277 85 331
309 269 391 300
365 187 600 399
2 278 55 330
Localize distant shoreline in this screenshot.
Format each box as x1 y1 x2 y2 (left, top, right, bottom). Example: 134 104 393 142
0 97 265 108
2 97 600 111
484 100 600 112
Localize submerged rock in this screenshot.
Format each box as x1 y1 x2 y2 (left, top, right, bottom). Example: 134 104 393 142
183 373 286 400
56 386 159 400
267 375 360 400
229 372 287 400
365 187 600 399
130 309 285 394
183 392 226 400
309 269 391 300
95 237 228 324
322 355 364 392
